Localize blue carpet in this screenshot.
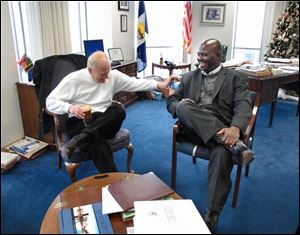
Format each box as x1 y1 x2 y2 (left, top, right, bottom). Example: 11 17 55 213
1 99 299 234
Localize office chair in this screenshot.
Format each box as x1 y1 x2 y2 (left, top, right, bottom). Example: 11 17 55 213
221 45 228 63
171 91 260 208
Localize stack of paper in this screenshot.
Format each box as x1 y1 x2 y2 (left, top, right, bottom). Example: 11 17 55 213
133 199 211 234
1 152 21 172
238 64 272 77
223 58 251 68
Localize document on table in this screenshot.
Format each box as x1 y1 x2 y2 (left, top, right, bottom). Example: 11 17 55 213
102 186 124 214
133 199 211 234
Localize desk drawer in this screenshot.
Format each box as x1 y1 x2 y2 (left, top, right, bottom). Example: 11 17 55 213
118 91 138 107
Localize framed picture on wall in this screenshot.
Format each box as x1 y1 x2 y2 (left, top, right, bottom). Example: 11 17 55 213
118 1 129 11
120 15 127 32
201 4 225 25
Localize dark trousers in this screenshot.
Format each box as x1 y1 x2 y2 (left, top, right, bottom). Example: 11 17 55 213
64 104 126 173
176 100 234 213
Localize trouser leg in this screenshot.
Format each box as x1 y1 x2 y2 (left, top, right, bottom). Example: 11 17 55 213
207 144 233 212
175 100 234 212
83 105 126 139
176 100 225 144
64 104 125 172
65 105 126 147
89 136 117 173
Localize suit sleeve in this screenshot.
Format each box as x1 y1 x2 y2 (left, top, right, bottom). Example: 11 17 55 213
231 73 252 134
166 79 184 119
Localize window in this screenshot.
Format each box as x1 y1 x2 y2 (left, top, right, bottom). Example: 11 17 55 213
141 1 184 77
9 1 30 83
68 2 113 55
232 1 266 62
9 2 113 82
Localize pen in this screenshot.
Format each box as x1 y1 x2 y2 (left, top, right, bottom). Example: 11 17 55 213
94 174 109 179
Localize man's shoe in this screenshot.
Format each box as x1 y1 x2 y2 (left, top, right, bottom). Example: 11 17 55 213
241 149 256 165
229 139 256 165
204 208 219 234
60 133 89 160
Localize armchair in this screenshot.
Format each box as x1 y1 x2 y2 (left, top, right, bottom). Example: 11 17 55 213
47 102 134 182
171 91 260 208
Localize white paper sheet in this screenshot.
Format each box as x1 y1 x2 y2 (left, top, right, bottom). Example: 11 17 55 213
133 199 211 234
102 186 123 214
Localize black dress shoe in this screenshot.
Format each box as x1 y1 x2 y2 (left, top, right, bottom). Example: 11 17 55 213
230 139 256 165
204 208 219 234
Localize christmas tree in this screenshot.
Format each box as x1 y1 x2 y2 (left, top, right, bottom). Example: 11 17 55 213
265 1 299 59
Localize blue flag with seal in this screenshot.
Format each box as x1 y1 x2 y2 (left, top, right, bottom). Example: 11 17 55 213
137 1 148 72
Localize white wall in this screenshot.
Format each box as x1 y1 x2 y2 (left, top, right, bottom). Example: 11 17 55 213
111 1 135 60
1 2 24 148
190 1 236 67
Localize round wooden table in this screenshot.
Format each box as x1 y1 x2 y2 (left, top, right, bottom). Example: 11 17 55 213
40 172 181 234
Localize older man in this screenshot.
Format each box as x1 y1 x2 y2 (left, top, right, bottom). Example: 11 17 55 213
47 51 174 173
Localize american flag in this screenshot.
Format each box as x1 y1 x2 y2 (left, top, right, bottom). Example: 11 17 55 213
183 1 192 54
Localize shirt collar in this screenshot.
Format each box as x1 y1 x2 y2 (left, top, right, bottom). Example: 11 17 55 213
201 64 222 76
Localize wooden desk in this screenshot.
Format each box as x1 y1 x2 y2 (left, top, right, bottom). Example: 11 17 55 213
246 71 299 127
40 172 182 234
152 63 191 76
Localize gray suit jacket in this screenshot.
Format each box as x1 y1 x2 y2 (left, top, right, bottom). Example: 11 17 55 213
167 67 252 135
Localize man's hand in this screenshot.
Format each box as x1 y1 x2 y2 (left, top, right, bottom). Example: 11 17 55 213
156 75 180 91
68 104 85 119
216 126 240 147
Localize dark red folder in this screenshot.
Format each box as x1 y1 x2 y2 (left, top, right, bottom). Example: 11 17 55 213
108 173 174 211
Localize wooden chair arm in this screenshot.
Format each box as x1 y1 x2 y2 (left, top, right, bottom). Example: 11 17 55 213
173 121 183 135
243 93 260 144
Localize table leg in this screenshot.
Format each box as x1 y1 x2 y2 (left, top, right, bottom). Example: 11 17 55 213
269 100 277 128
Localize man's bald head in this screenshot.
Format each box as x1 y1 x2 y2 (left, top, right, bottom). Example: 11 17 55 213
200 38 222 56
87 51 111 83
197 38 222 73
87 51 110 69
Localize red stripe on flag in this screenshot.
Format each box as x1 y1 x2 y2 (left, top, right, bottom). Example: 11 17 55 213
183 1 192 54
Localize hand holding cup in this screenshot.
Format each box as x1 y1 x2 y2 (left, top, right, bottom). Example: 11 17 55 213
80 104 92 126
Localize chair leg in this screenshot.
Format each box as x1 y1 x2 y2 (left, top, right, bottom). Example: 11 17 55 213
171 142 177 190
245 164 250 177
231 165 242 208
65 162 80 182
56 146 62 169
126 143 134 173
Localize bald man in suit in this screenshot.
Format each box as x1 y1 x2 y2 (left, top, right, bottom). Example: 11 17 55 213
167 38 255 233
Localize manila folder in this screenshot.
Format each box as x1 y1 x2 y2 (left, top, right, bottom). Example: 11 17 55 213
108 173 174 211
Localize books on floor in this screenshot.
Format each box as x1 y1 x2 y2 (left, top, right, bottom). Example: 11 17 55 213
1 151 21 172
5 136 49 159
